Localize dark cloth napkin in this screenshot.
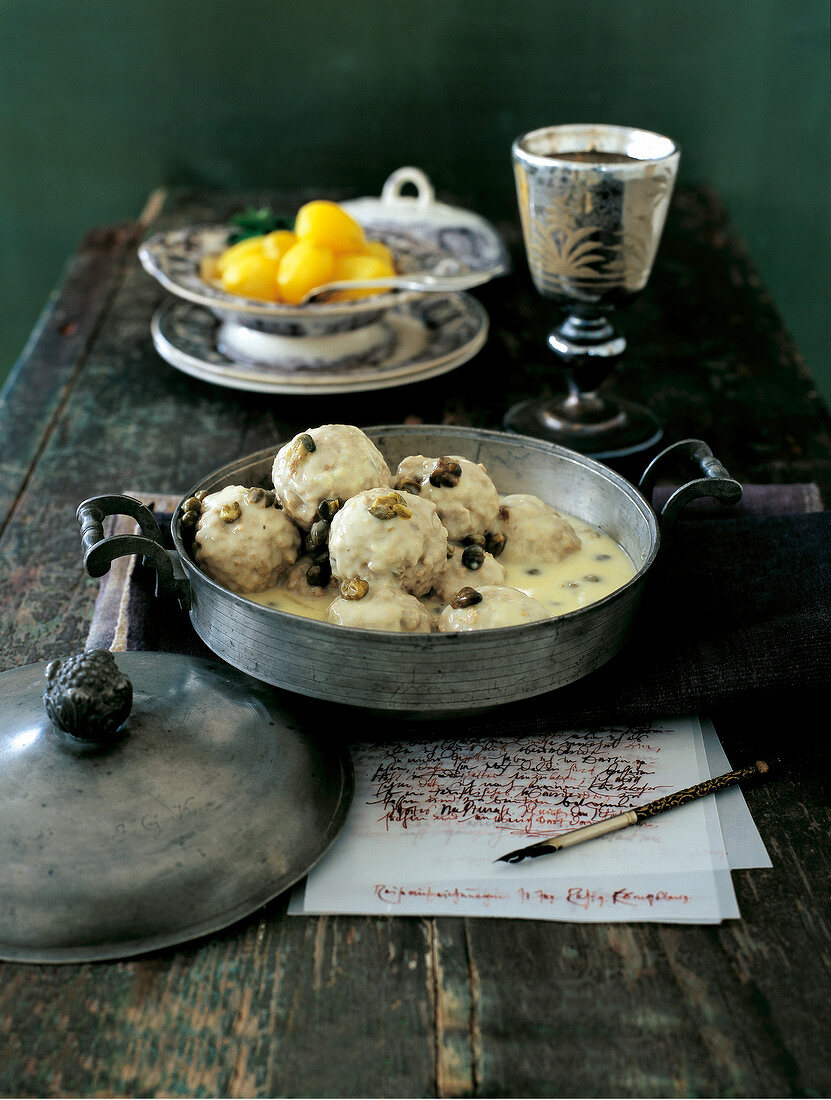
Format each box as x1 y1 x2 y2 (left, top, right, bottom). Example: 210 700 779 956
87 486 829 734
519 508 830 728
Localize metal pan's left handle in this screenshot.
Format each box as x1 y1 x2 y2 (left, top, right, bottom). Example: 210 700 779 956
77 494 191 610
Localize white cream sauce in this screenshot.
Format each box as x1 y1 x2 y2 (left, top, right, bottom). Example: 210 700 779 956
247 511 635 624
503 518 634 614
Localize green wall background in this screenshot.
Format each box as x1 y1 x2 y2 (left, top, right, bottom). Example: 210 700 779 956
2 0 829 402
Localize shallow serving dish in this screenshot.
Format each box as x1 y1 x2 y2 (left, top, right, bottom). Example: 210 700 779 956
78 426 740 715
138 168 510 346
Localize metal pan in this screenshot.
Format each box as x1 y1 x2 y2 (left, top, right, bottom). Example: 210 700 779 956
77 427 740 714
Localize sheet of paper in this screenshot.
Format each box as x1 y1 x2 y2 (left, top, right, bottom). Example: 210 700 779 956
292 716 744 923
701 717 772 870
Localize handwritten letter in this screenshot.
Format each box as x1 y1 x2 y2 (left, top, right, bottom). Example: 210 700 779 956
294 717 744 923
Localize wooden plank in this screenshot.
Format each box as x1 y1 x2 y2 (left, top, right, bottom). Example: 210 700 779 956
0 912 436 1097
0 220 151 530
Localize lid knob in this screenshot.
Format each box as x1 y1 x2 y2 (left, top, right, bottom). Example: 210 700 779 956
43 650 133 742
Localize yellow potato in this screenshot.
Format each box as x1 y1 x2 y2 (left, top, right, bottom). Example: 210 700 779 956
219 251 280 301
261 229 297 260
212 206 397 306
363 240 395 267
215 235 266 277
277 240 336 304
294 201 365 253
328 252 396 300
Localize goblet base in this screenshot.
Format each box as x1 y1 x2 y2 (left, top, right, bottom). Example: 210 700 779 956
503 395 663 461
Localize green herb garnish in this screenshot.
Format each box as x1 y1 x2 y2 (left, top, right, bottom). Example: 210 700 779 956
227 206 295 244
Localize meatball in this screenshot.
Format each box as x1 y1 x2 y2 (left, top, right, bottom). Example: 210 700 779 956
438 585 549 632
395 454 500 542
194 485 301 593
327 584 434 633
328 488 448 597
496 494 581 565
282 555 337 598
431 543 507 603
272 424 392 529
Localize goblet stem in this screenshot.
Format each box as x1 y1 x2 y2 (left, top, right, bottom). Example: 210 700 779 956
504 312 663 459
547 314 626 425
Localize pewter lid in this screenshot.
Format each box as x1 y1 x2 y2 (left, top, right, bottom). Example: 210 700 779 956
0 652 352 963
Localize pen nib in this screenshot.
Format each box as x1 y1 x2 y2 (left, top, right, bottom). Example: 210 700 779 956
495 850 527 864
496 844 556 864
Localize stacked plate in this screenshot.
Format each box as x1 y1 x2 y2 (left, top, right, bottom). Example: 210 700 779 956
140 168 509 395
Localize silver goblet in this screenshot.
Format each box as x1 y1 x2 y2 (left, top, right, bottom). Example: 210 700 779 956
505 123 680 459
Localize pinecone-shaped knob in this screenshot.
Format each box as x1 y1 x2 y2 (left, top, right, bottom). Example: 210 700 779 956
44 650 133 742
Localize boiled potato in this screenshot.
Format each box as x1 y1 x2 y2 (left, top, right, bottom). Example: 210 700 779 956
363 240 395 267
277 239 336 305
294 200 365 253
328 252 395 301
261 229 297 260
215 235 268 277
219 250 279 301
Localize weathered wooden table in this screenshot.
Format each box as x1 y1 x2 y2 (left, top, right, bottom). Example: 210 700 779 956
1 186 829 1098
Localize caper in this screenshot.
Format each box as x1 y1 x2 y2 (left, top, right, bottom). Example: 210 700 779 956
220 501 242 523
194 490 209 502
394 474 422 495
461 545 485 570
368 491 412 520
308 543 330 564
340 577 369 601
429 457 462 488
462 533 486 547
451 586 483 609
583 574 601 583
317 498 342 523
526 568 540 576
595 553 611 561
306 519 330 552
485 532 507 557
183 496 203 514
497 504 510 522
306 560 331 587
562 580 581 589
181 508 200 528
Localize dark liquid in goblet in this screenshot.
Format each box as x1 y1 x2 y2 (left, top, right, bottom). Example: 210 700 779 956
553 150 643 164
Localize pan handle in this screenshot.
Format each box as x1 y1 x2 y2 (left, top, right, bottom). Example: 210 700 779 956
77 494 191 610
638 440 742 531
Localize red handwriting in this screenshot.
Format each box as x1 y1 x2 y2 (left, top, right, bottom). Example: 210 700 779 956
373 884 691 910
374 884 508 906
562 887 690 910
361 726 672 836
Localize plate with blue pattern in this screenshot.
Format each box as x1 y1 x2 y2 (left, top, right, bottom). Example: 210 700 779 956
151 293 488 394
